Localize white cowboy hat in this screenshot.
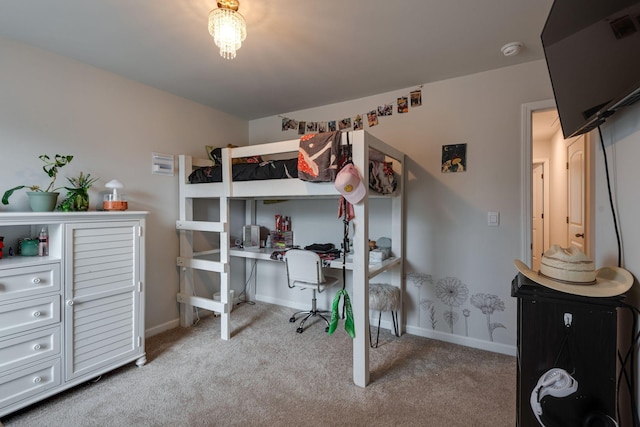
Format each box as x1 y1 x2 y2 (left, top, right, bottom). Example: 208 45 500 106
514 245 633 297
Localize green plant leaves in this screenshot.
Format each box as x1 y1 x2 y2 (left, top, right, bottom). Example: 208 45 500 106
2 185 27 205
3 154 74 204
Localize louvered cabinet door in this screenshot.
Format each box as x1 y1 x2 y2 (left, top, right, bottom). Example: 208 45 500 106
64 221 145 381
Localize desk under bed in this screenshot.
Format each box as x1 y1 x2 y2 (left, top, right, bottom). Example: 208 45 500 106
176 130 405 387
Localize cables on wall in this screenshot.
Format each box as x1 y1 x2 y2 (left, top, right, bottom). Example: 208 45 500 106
236 259 257 306
597 126 622 268
598 125 638 426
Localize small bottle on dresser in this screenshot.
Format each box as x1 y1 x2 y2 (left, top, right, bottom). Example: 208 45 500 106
38 227 48 256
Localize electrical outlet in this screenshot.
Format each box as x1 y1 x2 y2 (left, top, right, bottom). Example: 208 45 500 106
564 312 572 327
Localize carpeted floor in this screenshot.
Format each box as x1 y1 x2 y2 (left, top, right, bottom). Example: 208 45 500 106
1 302 516 426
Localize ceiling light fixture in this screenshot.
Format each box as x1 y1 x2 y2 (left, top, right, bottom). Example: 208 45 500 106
208 0 247 60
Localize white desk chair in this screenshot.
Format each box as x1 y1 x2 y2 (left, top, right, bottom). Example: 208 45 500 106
285 249 339 333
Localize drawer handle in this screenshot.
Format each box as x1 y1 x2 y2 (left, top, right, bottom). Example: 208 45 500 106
33 376 42 384
33 344 42 350
33 311 41 317
32 277 41 284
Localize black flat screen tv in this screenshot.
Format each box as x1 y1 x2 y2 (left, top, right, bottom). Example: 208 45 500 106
541 0 640 138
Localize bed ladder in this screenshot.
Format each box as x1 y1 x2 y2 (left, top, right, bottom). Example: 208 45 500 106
176 155 232 340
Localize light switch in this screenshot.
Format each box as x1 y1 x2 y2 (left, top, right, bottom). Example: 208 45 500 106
488 211 499 226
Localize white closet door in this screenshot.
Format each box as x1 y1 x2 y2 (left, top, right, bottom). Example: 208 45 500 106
567 136 586 253
64 221 142 381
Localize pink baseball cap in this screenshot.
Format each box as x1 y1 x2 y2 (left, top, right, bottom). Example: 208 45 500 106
335 164 366 204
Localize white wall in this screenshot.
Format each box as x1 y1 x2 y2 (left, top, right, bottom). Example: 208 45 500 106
0 38 248 335
593 101 640 417
250 60 554 354
594 102 640 271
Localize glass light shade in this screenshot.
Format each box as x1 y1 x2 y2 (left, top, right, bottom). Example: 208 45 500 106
208 7 247 60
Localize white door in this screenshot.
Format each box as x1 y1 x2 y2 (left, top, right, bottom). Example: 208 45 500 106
532 162 544 271
567 136 586 252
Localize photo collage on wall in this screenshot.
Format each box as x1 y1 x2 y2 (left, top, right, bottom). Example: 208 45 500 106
280 87 423 135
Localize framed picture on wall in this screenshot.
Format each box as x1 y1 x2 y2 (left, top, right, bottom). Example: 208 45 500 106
410 89 422 107
441 143 466 173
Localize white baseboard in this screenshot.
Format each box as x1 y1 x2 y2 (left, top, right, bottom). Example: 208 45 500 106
255 294 308 311
404 324 517 356
148 295 241 337
146 318 180 338
257 294 517 356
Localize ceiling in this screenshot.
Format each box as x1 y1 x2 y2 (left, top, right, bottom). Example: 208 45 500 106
533 109 561 141
0 0 554 120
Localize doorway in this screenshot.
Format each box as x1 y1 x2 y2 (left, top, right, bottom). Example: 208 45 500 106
521 100 592 268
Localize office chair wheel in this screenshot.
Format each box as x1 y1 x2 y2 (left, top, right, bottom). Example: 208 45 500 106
296 327 304 333
325 326 329 333
289 316 296 323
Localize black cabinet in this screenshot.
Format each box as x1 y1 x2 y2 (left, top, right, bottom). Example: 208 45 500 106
512 273 628 426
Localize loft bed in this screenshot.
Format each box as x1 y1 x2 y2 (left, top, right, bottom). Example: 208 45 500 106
175 130 405 387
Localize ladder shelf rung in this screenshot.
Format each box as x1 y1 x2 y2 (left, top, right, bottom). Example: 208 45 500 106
177 257 228 273
176 220 226 233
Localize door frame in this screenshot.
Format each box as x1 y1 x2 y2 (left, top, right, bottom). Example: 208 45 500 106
521 100 554 266
532 158 550 270
521 100 594 266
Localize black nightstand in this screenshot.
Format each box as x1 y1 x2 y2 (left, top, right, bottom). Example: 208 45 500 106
511 273 629 426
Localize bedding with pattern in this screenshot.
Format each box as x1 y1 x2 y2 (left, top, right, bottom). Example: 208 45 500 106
188 159 299 183
189 136 397 192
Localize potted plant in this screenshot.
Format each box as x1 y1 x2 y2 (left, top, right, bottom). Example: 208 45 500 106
2 154 73 212
58 172 99 212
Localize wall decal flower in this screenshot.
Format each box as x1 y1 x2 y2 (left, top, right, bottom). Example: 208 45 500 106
410 272 436 329
443 310 459 332
407 272 433 288
419 299 437 329
435 277 468 333
471 293 506 341
462 308 470 336
435 276 469 307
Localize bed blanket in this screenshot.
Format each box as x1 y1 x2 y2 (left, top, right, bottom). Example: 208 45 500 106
297 131 341 182
188 159 299 183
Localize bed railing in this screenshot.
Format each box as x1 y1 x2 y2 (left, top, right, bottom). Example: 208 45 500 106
179 130 403 199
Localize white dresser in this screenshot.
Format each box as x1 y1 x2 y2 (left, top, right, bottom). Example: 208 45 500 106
0 211 146 418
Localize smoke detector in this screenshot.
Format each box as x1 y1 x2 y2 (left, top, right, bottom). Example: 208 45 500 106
501 42 523 57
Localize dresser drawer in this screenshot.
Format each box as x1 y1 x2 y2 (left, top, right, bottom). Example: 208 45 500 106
0 358 61 411
0 326 61 373
0 295 60 338
0 263 61 302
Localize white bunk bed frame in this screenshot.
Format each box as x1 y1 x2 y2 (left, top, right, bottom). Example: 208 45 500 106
176 130 405 387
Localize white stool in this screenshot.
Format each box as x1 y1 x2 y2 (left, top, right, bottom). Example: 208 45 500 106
368 283 400 348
